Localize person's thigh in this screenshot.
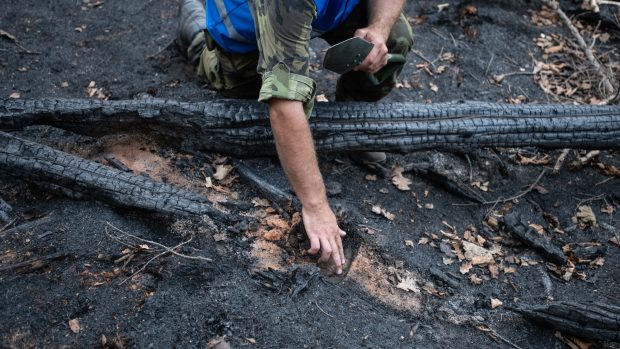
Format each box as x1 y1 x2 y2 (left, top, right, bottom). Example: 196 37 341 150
321 2 413 101
197 34 262 99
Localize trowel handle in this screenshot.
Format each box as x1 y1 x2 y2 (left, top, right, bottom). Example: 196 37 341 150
386 53 406 64
368 54 407 85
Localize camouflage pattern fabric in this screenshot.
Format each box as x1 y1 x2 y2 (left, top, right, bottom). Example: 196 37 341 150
197 0 413 114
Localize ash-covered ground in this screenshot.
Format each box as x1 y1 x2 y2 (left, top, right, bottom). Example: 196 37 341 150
1 1 619 348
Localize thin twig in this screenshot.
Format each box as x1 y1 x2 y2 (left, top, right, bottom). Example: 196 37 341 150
106 222 212 262
412 50 437 68
314 300 335 318
479 323 525 349
0 218 17 235
483 169 547 205
553 149 571 174
485 54 495 77
119 239 190 285
540 0 616 96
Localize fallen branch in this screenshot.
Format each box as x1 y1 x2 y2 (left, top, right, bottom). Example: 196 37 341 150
540 0 617 97
106 222 212 263
233 160 300 211
513 301 620 342
0 131 228 220
0 252 70 273
501 211 567 265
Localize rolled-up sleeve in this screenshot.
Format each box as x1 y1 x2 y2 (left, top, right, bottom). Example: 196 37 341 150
251 0 317 117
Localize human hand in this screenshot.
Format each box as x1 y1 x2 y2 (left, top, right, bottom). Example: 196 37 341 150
353 26 389 74
302 203 346 274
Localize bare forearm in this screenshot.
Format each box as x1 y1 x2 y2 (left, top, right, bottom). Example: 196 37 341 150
366 0 405 39
268 99 327 210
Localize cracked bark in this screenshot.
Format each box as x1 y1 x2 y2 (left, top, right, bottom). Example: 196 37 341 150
1 98 619 156
0 131 228 220
514 301 620 342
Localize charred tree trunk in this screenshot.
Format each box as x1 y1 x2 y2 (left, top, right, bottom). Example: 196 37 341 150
0 131 227 220
1 98 619 156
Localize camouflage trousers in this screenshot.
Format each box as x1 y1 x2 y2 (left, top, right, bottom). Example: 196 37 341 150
197 0 413 103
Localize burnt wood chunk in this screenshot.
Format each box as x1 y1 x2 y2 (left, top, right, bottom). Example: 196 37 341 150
1 98 619 156
514 301 620 342
502 212 566 265
0 197 12 223
0 131 227 220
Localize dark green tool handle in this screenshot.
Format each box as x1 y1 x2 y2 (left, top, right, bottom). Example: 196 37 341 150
369 54 406 85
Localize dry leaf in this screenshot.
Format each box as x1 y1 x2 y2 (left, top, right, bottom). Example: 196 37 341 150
213 164 233 181
213 233 227 242
68 318 81 333
572 205 597 229
462 241 494 265
246 338 257 345
435 65 447 74
251 197 270 207
515 153 551 165
390 164 412 191
315 94 329 103
264 215 290 230
364 174 377 181
469 274 482 285
437 3 450 12
418 237 430 245
264 229 282 241
371 205 396 221
601 205 614 215
429 82 439 92
405 240 414 248
490 298 503 309
459 262 473 274
529 223 545 235
610 236 620 246
422 282 444 297
488 264 499 278
424 203 434 210
471 181 489 192
590 256 605 267
443 257 455 265
8 92 21 99
396 277 420 293
440 52 456 62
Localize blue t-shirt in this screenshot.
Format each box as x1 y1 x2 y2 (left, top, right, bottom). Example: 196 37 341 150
206 0 360 53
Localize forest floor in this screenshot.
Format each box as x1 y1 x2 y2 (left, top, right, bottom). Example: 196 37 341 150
0 0 619 348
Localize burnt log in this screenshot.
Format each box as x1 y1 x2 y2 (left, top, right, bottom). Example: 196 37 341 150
514 301 620 342
0 131 227 220
502 212 566 265
1 98 619 156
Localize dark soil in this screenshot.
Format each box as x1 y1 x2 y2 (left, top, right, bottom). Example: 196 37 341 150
1 1 619 348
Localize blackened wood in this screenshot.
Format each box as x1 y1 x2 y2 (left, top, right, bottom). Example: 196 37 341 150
502 212 566 265
1 98 619 156
514 301 620 342
0 197 12 223
234 160 300 211
0 131 228 220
